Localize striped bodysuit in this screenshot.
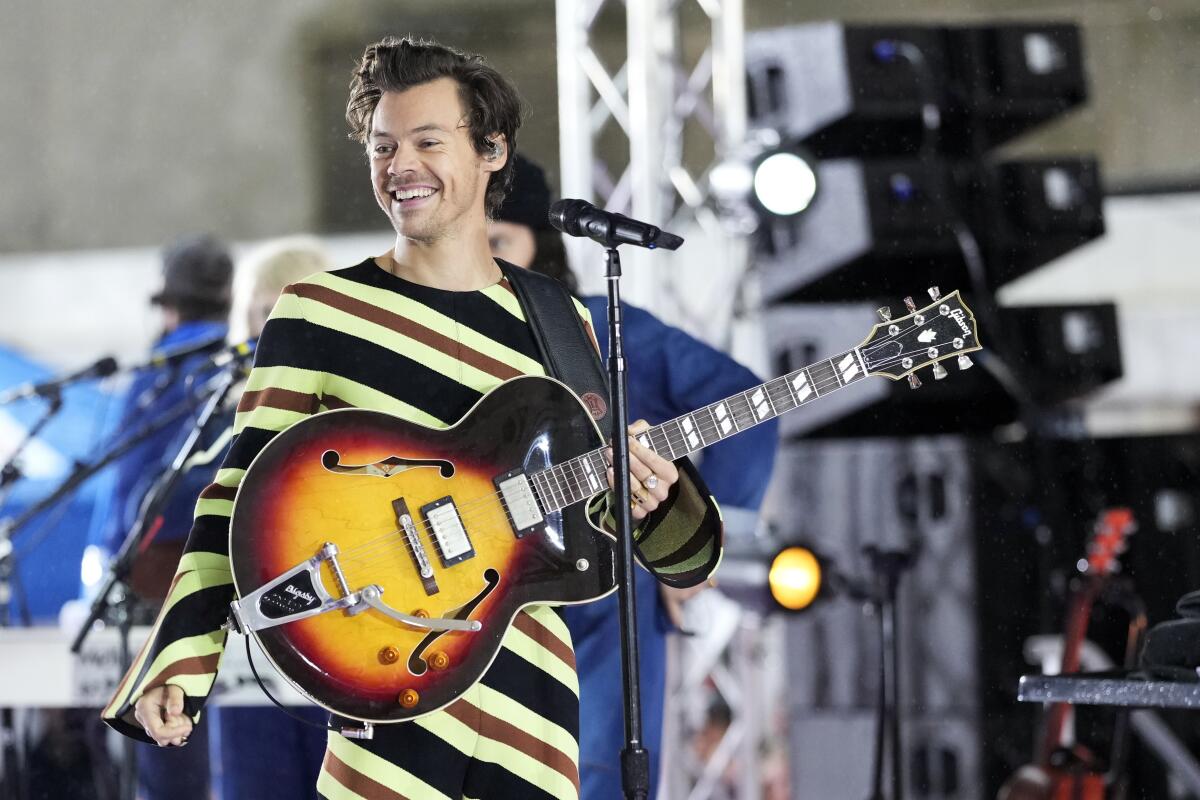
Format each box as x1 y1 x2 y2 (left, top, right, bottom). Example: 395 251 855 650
102 260 720 799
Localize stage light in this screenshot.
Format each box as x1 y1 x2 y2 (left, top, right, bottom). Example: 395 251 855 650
768 545 824 611
752 150 819 217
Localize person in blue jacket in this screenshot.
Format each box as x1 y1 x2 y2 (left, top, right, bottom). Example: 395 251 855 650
82 233 233 800
489 156 779 799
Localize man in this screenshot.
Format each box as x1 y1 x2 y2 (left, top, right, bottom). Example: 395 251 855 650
102 37 719 800
490 155 779 799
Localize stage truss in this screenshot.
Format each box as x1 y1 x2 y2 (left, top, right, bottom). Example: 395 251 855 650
555 0 754 342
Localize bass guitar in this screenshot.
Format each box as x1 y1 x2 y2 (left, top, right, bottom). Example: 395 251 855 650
228 289 982 723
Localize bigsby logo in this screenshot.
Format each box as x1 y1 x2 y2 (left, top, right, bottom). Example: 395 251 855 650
285 584 318 604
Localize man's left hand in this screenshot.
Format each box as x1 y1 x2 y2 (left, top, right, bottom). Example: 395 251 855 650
606 419 679 522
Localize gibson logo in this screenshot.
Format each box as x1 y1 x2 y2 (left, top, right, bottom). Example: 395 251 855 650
949 308 972 337
285 584 317 604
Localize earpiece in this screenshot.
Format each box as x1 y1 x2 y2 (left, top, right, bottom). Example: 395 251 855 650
485 139 503 160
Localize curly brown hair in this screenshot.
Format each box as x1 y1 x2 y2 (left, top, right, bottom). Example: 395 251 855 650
346 36 524 217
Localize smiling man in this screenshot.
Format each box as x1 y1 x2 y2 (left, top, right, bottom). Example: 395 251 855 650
101 36 721 800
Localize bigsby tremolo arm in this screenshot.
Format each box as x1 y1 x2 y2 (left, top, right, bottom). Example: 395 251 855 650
229 542 481 635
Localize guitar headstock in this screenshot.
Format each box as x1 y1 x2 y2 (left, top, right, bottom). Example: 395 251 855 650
1082 507 1136 577
857 288 983 387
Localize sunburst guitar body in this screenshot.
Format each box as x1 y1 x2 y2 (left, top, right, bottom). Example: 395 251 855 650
229 377 616 723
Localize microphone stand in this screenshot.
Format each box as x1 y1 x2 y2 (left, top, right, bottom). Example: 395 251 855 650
600 242 652 800
0 388 64 632
863 545 917 800
70 359 243 800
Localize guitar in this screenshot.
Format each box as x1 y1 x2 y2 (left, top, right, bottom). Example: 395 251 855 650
227 289 982 723
998 508 1136 800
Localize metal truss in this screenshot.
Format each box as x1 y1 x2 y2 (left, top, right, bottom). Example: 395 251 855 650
662 591 789 800
555 0 752 327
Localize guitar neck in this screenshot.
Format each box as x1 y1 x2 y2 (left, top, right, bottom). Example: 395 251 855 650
529 348 868 511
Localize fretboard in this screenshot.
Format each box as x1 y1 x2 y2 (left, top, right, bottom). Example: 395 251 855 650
529 348 868 511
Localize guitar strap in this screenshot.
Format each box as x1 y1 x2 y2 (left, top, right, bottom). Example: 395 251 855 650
496 259 611 431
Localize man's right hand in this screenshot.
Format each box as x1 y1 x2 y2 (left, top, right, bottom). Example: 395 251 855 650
133 684 193 746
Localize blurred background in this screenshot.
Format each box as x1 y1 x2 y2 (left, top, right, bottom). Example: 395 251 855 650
3 1 1200 798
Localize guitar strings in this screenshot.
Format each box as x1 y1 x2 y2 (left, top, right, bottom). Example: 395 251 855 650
320 345 943 573
302 341 945 570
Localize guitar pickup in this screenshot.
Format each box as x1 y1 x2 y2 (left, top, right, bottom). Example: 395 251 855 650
421 497 475 567
493 468 546 539
393 498 438 596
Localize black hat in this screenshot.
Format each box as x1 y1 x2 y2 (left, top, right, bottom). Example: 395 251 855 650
151 233 233 309
495 155 553 231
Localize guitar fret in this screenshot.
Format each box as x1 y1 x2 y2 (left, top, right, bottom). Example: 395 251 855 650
665 419 688 455
748 385 776 422
678 414 704 451
807 361 838 397
580 454 603 494
788 368 816 404
710 400 738 438
596 452 612 491
549 467 569 509
560 461 584 504
698 405 721 443
648 426 675 459
768 378 797 413
532 470 557 511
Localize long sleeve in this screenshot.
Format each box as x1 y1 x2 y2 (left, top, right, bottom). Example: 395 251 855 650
101 288 324 742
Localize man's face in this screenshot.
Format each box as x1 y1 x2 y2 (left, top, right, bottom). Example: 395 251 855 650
487 220 537 268
368 78 501 242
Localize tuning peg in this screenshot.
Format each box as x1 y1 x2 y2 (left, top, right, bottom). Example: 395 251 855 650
877 306 893 322
957 355 974 370
907 374 922 389
927 286 941 301
932 363 948 380
903 296 917 313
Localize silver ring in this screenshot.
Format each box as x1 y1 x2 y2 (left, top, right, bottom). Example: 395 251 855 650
644 474 659 490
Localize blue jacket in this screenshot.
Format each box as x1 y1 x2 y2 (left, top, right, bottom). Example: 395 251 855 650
582 296 777 512
87 320 229 556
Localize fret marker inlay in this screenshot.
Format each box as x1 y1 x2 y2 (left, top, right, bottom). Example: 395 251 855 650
839 353 860 382
751 388 770 420
681 416 701 449
791 372 813 401
714 403 732 435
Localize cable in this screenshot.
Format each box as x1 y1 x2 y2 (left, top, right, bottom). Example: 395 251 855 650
242 635 338 734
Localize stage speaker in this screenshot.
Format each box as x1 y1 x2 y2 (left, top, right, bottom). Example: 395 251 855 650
756 156 1104 303
745 21 1087 158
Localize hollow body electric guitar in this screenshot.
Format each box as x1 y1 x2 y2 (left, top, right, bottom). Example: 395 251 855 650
228 289 981 724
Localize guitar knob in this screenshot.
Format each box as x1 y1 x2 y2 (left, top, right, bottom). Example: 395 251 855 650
932 363 948 380
907 374 922 389
927 286 941 301
957 355 974 371
903 296 917 313
398 689 420 709
877 306 893 322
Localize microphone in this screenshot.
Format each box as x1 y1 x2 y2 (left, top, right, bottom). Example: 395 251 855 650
126 338 256 373
137 334 229 370
0 356 119 404
548 199 684 251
